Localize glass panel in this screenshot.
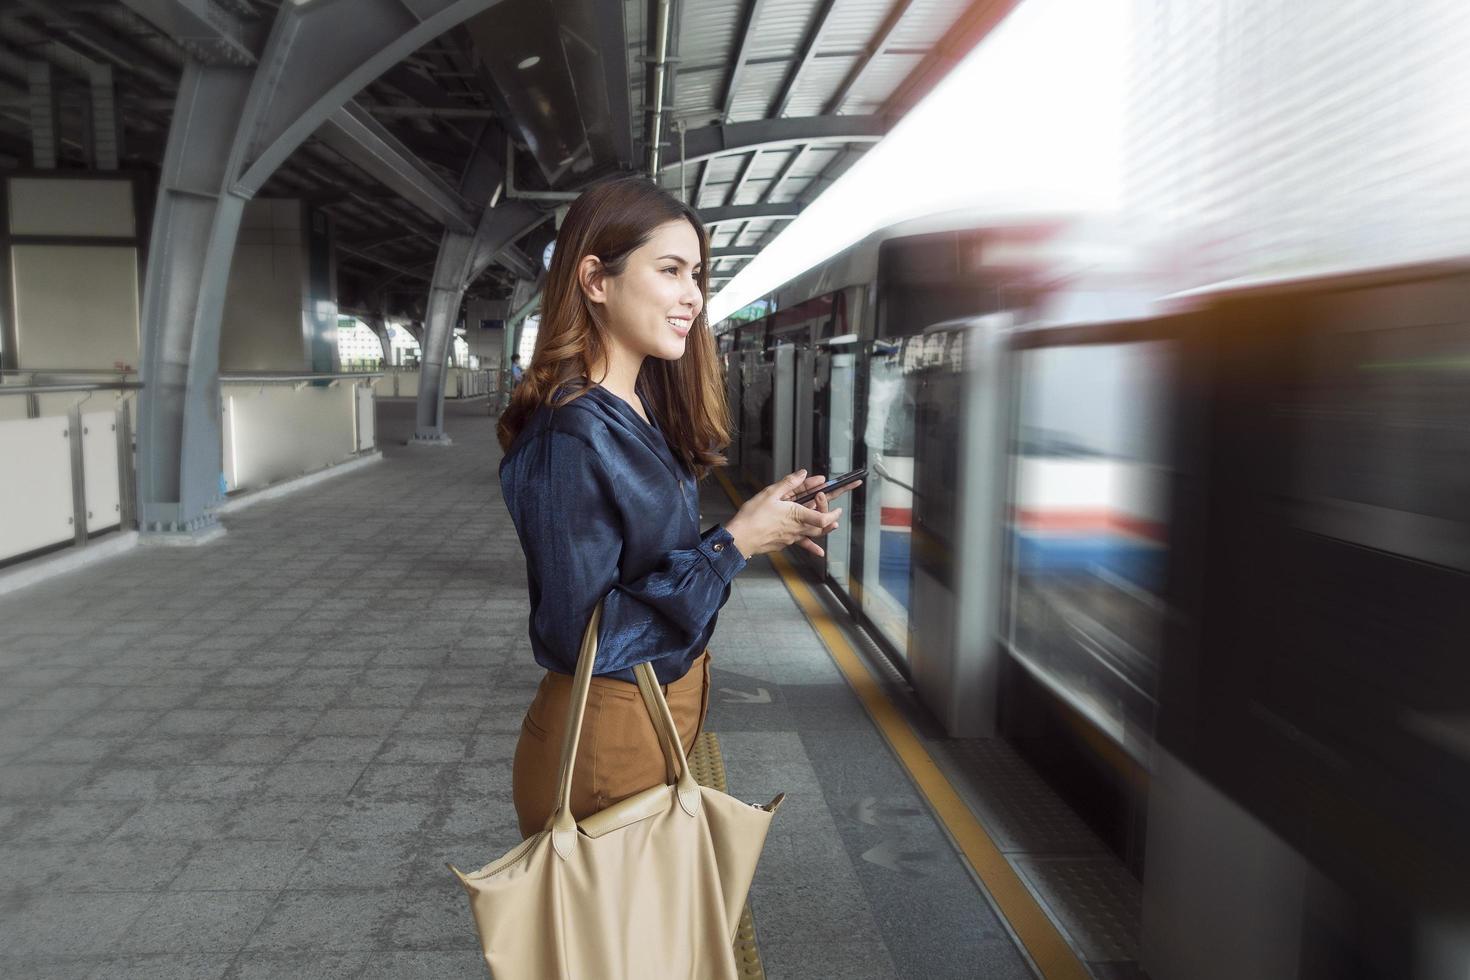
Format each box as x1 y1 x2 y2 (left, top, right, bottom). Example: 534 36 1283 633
1005 340 1174 762
819 348 858 592
858 339 918 656
740 350 772 489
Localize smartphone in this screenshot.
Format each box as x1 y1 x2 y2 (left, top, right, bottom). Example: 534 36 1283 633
791 467 867 505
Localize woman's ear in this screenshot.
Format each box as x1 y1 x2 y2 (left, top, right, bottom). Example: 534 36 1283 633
578 255 608 304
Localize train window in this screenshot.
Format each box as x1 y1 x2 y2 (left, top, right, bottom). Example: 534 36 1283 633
856 337 918 655
876 232 1002 340
1287 320 1470 571
1004 339 1175 761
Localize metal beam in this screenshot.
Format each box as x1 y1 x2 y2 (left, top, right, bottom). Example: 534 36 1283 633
693 158 714 208
726 150 759 207
699 202 804 225
721 0 771 122
772 0 841 118
23 8 181 95
670 115 885 168
764 143 811 203
882 0 1019 115
376 64 481 144
338 244 434 282
716 143 811 262
710 246 761 260
491 245 537 282
119 0 260 66
798 143 855 201
824 0 917 115
317 101 477 234
737 140 837 259
724 150 763 249
354 104 496 120
232 0 506 195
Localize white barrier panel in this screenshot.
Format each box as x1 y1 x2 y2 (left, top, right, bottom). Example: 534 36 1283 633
0 416 74 561
373 374 396 398
222 382 358 493
82 410 121 534
355 384 375 451
36 387 132 421
397 372 419 398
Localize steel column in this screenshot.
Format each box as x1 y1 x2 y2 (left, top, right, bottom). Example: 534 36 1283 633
412 200 546 443
412 231 473 443
136 62 252 535
135 0 507 539
360 311 393 366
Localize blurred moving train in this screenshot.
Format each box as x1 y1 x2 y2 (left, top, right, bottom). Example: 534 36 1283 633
715 216 1470 980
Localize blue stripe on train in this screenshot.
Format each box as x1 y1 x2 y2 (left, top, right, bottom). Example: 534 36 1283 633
1014 532 1166 592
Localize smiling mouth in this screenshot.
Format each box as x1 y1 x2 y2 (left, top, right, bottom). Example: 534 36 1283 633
667 317 691 337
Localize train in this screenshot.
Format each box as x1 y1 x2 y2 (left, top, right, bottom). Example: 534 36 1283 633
714 214 1470 980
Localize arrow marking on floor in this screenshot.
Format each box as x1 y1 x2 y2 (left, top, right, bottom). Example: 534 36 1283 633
854 795 928 826
861 840 938 877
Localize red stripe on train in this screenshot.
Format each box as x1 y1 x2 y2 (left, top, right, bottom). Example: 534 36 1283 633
1012 508 1164 540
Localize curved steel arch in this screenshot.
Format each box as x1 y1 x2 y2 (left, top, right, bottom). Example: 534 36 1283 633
699 203 805 226
669 116 887 168
136 0 509 537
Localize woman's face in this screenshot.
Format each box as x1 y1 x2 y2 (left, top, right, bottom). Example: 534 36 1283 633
595 218 704 362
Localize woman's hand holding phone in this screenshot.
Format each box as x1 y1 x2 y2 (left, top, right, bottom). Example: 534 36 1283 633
725 469 847 559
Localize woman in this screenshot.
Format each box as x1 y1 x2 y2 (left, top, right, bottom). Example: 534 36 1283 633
497 176 856 839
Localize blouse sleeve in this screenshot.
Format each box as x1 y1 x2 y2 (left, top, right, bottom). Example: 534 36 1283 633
519 428 746 675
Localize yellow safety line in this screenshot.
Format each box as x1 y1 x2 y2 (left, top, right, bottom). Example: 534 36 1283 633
715 470 1091 980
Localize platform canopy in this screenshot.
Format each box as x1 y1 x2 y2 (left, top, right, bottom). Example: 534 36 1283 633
2 0 1013 310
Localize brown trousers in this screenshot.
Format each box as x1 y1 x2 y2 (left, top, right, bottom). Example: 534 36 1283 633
512 651 712 840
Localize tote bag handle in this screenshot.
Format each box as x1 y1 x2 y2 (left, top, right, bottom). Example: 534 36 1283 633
547 603 701 859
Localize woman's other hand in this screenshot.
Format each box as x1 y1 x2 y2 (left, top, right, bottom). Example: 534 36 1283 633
725 470 843 559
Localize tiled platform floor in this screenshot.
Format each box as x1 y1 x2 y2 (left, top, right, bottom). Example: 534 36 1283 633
0 399 1034 979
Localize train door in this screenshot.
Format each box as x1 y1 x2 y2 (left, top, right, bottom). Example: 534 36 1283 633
772 344 796 484
739 346 772 490
905 318 1012 737
726 343 746 470
856 335 917 661
817 339 858 592
794 345 815 483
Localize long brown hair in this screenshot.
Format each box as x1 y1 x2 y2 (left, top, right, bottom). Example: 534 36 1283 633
497 176 730 478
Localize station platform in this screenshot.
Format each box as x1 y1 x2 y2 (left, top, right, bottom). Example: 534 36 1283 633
0 400 1121 979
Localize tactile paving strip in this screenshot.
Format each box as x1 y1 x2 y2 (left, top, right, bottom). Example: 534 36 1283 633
1011 855 1142 963
690 732 768 980
931 738 1109 855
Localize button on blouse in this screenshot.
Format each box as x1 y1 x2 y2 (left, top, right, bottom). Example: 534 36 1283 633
499 382 748 685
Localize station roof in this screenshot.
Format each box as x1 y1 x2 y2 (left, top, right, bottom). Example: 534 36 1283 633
0 0 1014 313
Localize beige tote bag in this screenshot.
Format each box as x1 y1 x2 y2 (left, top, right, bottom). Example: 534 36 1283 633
449 603 785 979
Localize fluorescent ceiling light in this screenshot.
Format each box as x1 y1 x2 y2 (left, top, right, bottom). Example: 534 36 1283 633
708 0 1129 323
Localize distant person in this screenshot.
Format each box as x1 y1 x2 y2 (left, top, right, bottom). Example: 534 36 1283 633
510 353 524 386
496 175 855 853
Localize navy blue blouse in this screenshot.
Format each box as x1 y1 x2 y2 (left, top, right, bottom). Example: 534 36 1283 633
499 381 748 685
